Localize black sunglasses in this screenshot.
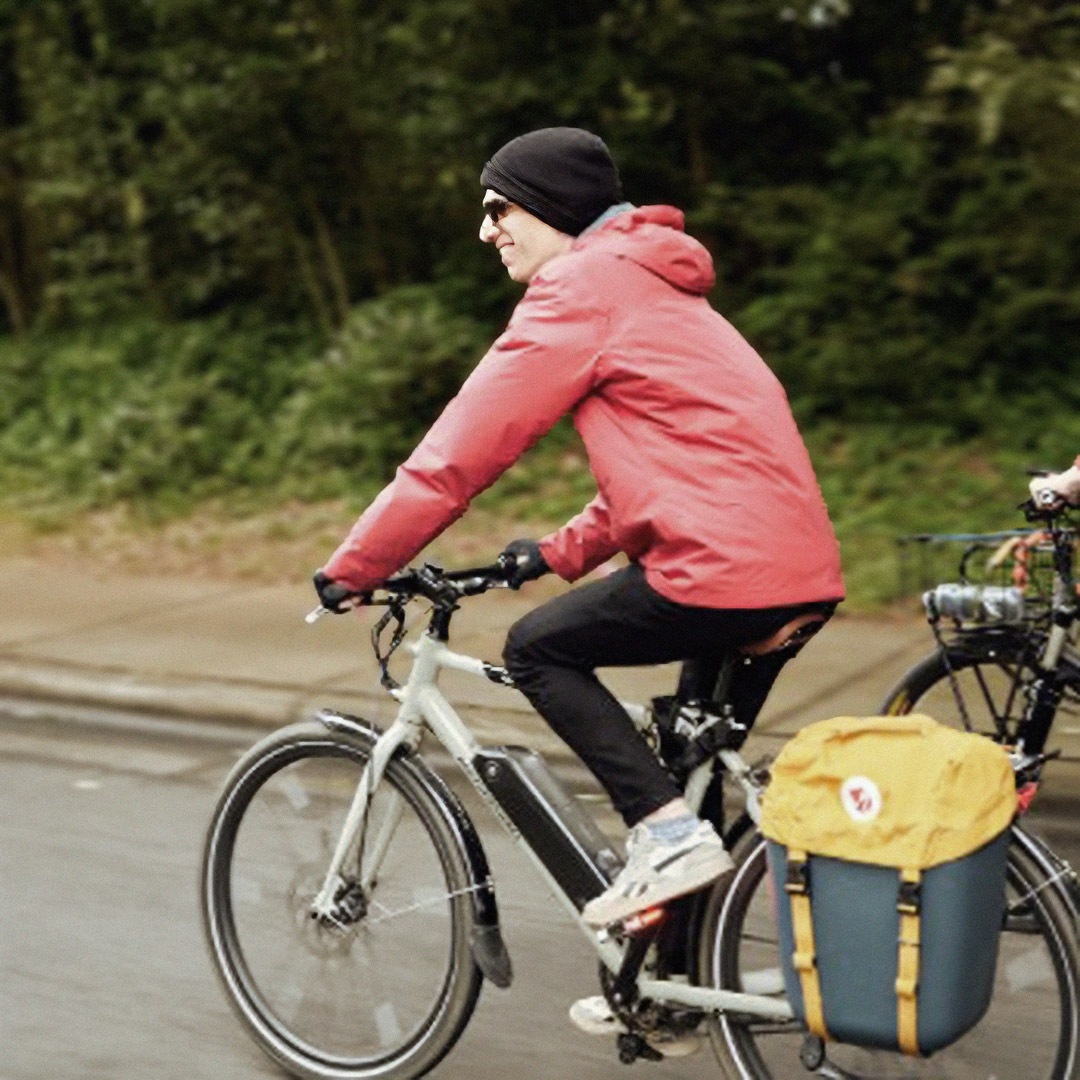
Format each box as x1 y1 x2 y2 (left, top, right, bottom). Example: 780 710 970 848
483 197 512 225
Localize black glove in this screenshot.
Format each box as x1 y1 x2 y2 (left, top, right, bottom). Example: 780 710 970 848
312 569 363 613
501 539 550 589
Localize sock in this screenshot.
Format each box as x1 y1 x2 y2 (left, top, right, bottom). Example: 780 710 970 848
644 813 700 845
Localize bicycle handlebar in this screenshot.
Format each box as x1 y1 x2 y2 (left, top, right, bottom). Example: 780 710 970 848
1021 494 1080 524
380 558 514 600
305 557 514 623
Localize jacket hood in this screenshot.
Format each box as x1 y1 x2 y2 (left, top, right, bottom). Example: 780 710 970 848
577 205 715 295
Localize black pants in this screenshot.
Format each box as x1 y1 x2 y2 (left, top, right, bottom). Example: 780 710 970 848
503 564 833 826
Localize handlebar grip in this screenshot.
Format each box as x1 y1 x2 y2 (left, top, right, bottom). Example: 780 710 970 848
381 573 417 592
446 560 510 581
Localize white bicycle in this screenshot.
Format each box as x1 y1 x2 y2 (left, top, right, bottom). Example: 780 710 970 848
201 559 1080 1080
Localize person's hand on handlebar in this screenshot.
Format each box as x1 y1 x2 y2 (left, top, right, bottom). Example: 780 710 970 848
500 539 551 589
1029 463 1080 510
312 569 369 613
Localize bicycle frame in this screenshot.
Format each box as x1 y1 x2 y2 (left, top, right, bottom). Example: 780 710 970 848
308 623 794 1023
933 586 1079 763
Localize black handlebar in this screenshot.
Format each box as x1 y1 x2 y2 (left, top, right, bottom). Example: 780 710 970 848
362 557 514 608
1021 496 1077 525
353 557 515 684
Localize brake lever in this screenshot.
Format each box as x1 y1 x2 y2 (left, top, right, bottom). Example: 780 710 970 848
456 576 512 596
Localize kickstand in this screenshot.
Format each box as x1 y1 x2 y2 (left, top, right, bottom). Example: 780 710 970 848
799 1035 862 1080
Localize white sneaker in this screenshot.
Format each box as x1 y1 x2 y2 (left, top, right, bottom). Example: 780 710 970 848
582 819 733 928
568 995 701 1057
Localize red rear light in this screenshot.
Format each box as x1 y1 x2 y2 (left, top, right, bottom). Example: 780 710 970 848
1016 781 1040 815
622 906 667 935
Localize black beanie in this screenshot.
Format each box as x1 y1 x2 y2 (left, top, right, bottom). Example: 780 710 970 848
481 127 623 237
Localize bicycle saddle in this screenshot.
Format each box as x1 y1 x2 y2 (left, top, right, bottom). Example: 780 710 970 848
739 613 826 657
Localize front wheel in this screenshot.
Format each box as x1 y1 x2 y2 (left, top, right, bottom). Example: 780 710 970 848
880 633 1052 742
698 830 1080 1079
201 720 483 1080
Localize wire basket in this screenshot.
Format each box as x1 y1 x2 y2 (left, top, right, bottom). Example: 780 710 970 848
897 529 1075 620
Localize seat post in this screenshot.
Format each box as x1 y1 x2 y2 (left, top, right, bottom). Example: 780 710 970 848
675 651 737 706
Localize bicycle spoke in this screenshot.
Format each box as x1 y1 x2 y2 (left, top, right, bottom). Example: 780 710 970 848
969 661 1010 736
736 1019 803 1036
367 882 485 925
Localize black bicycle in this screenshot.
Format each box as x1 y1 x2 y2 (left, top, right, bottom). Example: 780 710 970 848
883 496 1080 780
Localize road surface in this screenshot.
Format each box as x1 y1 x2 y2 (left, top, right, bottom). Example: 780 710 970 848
2 707 1077 1079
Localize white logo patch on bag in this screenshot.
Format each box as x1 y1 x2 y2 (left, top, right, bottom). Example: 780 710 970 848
840 776 882 822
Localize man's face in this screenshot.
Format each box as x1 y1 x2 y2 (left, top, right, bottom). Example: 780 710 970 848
479 189 574 283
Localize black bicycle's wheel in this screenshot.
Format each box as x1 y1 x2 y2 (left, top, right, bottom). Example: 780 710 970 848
698 830 1080 1080
201 721 483 1080
881 635 1047 742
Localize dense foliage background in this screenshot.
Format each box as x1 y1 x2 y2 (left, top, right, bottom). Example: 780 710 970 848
1 0 1079 602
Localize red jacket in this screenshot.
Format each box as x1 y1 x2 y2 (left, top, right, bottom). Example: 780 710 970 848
324 206 844 609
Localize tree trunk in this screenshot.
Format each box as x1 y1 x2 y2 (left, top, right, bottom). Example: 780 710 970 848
0 267 28 334
687 108 709 190
291 227 336 339
305 191 351 327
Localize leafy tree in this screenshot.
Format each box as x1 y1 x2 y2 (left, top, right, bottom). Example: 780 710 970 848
3 0 1080 548
727 0 1080 436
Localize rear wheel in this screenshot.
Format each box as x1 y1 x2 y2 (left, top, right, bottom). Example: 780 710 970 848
201 722 483 1080
698 830 1080 1079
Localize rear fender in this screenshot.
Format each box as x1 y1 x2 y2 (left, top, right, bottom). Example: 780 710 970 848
1012 823 1080 924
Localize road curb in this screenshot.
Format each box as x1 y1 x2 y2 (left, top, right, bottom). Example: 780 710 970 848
4 653 1079 820
0 654 577 762
0 654 326 728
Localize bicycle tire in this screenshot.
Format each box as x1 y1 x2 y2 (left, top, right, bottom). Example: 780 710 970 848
201 720 483 1080
698 829 1080 1080
881 634 1047 742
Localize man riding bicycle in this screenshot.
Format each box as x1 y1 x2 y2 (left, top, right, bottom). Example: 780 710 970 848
315 126 843 971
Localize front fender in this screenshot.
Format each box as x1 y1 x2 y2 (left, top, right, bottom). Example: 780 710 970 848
315 710 512 987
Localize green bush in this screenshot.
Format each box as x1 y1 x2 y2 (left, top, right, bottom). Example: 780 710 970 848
270 286 490 500
0 288 490 511
0 316 315 510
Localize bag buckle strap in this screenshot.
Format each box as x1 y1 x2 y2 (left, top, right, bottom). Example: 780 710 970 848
897 877 922 914
896 868 922 1056
785 857 810 895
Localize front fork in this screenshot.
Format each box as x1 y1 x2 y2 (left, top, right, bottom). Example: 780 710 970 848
309 714 419 921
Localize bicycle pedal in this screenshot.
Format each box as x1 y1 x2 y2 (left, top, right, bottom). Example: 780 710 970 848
617 1033 663 1064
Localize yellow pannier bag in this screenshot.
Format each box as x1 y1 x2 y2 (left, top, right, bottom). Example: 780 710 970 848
760 714 1015 1056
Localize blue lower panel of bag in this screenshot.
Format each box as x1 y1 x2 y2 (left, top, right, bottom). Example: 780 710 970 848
767 831 1009 1055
